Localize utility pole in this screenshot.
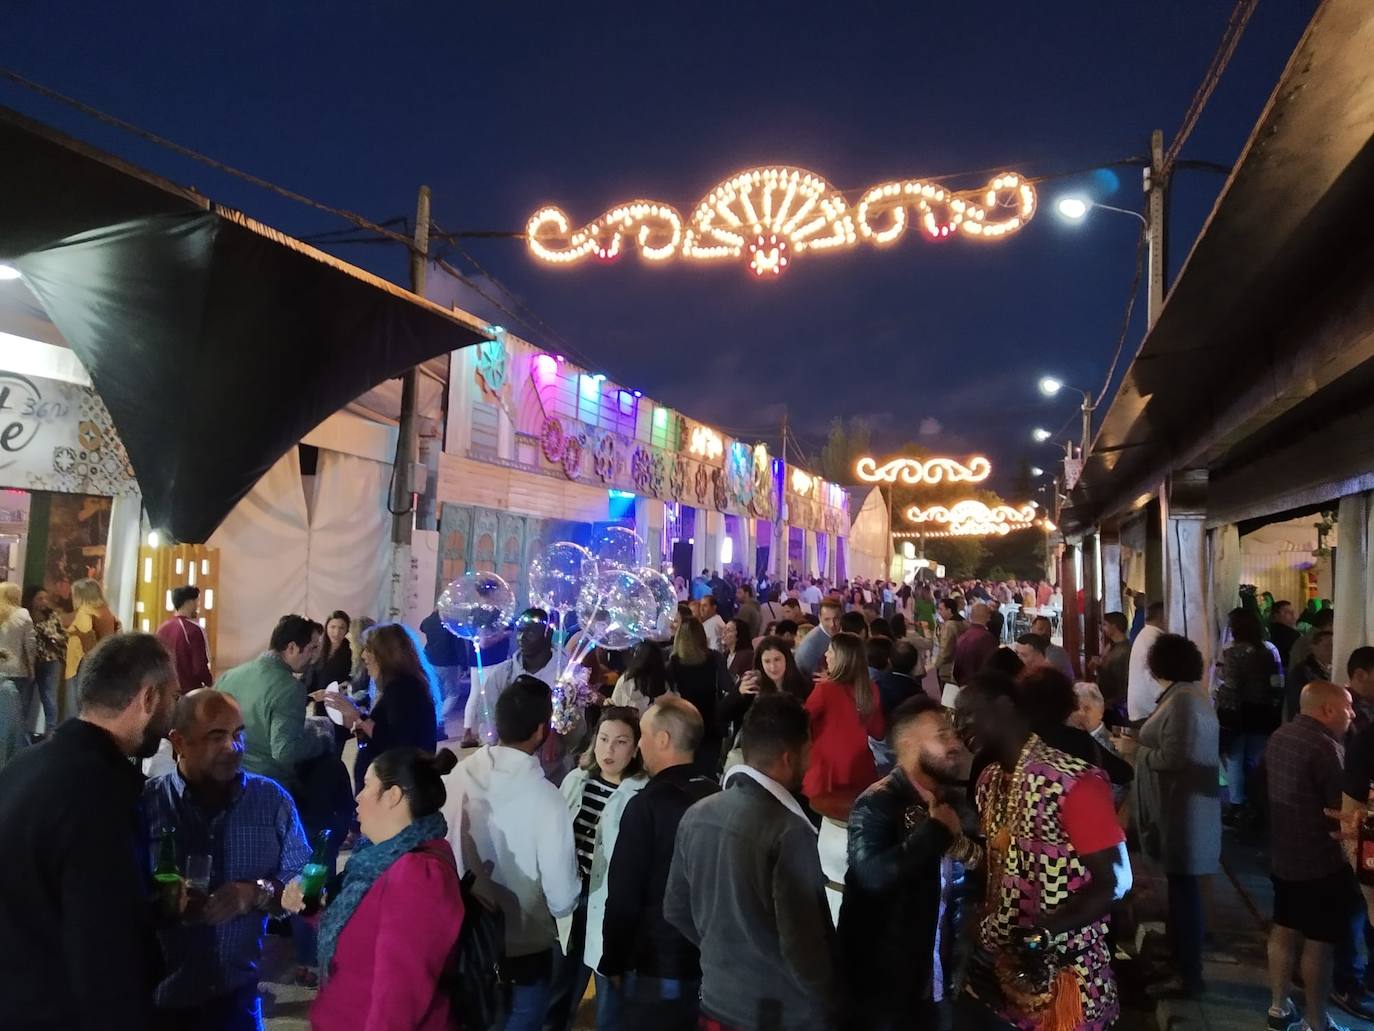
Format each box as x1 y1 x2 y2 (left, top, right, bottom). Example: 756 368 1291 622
1146 129 1168 329
387 185 430 622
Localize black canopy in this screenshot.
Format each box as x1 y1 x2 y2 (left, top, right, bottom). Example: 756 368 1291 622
0 107 487 543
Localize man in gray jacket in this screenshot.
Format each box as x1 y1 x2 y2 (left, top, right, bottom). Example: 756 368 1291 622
664 694 838 1030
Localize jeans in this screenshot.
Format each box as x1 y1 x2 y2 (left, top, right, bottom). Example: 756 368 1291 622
1224 731 1268 805
1167 873 1206 987
8 676 33 735
153 983 262 1031
29 660 60 734
498 950 553 1031
1335 901 1374 993
620 974 698 1031
546 900 589 1031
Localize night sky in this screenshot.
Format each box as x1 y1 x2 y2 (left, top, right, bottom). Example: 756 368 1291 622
1 1 1318 492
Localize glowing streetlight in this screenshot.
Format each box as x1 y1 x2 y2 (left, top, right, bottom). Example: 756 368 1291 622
1038 375 1064 397
1032 428 1052 443
0 264 21 281
1056 196 1090 221
1030 466 1044 477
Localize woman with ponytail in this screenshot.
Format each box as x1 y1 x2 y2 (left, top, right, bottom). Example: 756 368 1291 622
306 747 464 1030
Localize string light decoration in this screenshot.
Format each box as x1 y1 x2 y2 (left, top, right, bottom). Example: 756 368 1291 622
904 500 1039 537
528 167 1036 277
893 520 1045 540
854 455 992 485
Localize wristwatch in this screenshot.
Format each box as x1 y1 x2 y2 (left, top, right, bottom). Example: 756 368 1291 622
253 878 281 912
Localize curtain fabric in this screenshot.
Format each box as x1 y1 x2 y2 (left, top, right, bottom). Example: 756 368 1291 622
1333 492 1374 680
207 449 392 670
305 450 391 627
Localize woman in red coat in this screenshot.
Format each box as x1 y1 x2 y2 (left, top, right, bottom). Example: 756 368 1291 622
305 746 464 1031
803 631 886 806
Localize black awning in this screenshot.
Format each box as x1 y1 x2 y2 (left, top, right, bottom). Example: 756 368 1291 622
0 106 487 543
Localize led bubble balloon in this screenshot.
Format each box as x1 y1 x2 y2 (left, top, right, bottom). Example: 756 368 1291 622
589 524 642 571
528 541 592 613
576 566 657 651
635 567 678 640
437 571 516 642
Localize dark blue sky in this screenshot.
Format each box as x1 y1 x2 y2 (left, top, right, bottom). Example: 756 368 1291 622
1 1 1317 490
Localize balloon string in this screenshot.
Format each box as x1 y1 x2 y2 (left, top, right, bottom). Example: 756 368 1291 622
473 643 493 744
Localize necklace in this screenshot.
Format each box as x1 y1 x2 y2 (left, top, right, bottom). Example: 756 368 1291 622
983 734 1037 908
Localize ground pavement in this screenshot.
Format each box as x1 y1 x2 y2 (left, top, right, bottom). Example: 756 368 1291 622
1135 827 1374 1031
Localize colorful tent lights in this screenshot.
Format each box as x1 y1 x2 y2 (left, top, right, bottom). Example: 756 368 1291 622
527 167 1036 278
854 455 992 485
904 500 1039 528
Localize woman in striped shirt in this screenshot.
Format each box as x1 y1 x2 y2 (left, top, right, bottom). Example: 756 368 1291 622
550 706 647 1031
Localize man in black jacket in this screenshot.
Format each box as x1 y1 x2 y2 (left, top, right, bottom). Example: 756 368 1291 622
602 695 719 1030
0 632 178 1031
840 696 979 1030
665 694 839 1031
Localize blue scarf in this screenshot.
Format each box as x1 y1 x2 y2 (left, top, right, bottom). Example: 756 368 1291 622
317 811 449 978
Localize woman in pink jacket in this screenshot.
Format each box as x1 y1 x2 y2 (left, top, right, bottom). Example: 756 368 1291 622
305 746 465 1030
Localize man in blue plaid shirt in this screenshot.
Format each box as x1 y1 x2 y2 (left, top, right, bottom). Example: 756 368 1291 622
142 689 310 1030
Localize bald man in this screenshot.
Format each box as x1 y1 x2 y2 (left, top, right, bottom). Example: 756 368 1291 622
1263 680 1360 1031
601 697 720 1029
141 689 310 1028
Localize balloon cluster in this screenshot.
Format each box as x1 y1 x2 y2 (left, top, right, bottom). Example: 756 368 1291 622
438 571 517 744
436 525 677 738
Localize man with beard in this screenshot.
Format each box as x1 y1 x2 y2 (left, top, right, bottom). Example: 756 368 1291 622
0 633 179 1030
840 696 981 1030
953 675 1131 1031
142 690 311 1028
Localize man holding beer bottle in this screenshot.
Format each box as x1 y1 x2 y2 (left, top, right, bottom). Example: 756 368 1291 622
142 689 311 1029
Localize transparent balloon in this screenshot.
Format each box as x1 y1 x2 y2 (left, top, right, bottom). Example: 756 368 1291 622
589 524 642 571
576 566 657 651
437 571 516 642
635 567 678 641
528 541 592 614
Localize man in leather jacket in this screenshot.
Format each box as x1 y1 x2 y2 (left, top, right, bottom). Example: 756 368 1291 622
839 696 979 1030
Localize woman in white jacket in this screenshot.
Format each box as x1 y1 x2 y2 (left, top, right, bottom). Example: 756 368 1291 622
549 705 647 1031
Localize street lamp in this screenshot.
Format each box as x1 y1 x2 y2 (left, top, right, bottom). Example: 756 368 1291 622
1038 375 1064 397
1032 427 1052 443
1053 195 1148 228
0 264 21 281
1037 374 1096 471
1030 466 1044 477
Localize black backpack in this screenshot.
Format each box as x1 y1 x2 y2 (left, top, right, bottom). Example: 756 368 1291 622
414 842 506 1029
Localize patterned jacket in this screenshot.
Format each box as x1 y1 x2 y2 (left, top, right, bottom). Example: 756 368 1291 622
974 736 1118 1030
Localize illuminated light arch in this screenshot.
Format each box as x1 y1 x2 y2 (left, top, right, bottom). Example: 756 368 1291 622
854 455 992 485
528 168 1035 277
904 500 1038 527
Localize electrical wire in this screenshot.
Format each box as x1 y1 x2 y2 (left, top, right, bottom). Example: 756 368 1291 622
1161 0 1259 176
1091 222 1148 411
0 66 416 247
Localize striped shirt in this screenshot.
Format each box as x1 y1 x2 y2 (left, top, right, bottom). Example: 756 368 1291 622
573 775 618 879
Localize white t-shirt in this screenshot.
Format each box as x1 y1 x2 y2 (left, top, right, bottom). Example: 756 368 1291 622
702 613 726 651
1127 624 1165 721
801 584 823 606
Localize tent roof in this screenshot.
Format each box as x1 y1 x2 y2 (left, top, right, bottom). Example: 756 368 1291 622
1063 0 1374 532
0 106 488 542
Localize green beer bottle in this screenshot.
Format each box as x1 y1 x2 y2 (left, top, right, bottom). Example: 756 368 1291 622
152 826 182 920
299 829 332 916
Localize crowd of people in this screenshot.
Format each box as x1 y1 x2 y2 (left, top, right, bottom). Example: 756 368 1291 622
1 564 1368 1031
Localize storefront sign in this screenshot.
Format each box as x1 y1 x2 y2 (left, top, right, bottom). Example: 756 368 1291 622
0 369 138 496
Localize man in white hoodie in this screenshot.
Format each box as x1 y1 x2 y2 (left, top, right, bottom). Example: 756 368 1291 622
443 674 580 1030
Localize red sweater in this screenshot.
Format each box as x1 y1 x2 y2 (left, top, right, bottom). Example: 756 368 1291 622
154 616 213 694
311 841 465 1031
803 678 886 803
